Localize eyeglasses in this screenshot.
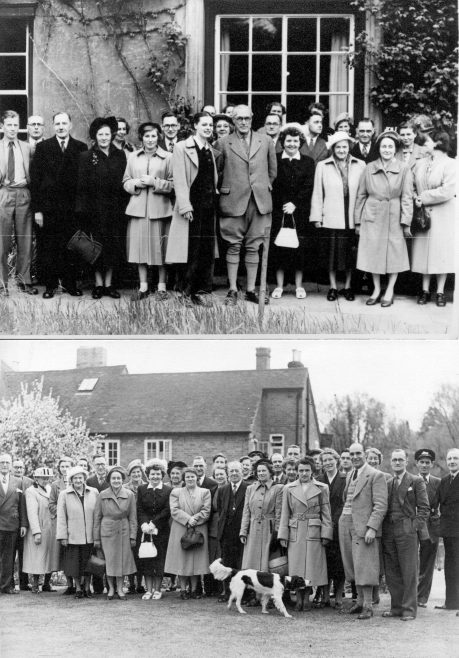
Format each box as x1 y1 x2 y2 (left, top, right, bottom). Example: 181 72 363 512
163 124 178 129
265 122 280 127
28 123 43 127
234 117 251 122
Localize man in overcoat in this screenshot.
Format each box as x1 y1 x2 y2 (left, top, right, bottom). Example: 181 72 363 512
436 448 459 611
0 454 27 594
11 459 33 591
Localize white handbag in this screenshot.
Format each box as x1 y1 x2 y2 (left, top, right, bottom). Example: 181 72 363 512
274 214 299 249
138 533 158 559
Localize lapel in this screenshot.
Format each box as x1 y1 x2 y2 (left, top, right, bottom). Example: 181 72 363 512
396 472 411 505
184 136 199 169
248 132 262 159
234 481 246 509
352 463 371 498
101 486 128 508
182 487 199 515
0 476 19 504
289 480 322 506
228 134 249 163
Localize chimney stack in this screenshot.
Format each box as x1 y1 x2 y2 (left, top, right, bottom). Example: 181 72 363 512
256 347 271 370
288 349 304 368
76 347 107 369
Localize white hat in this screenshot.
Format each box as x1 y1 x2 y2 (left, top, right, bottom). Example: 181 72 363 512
33 466 54 478
67 465 88 481
327 130 355 150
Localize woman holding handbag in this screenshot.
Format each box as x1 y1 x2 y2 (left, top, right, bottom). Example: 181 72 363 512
270 126 315 300
310 131 365 302
412 131 456 307
164 467 211 599
136 459 171 601
56 465 99 598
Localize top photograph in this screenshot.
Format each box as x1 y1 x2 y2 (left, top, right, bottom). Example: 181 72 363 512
0 0 456 336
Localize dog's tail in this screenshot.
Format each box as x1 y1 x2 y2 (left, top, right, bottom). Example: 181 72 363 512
209 558 236 581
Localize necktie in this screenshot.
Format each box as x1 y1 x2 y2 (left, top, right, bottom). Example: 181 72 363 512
1 476 7 485
60 140 66 153
422 474 428 481
232 484 237 495
168 141 174 153
362 145 368 158
352 469 358 481
7 142 15 184
393 476 400 490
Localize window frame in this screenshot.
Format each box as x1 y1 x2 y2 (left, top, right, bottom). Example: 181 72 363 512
269 433 285 456
0 15 32 133
144 439 173 464
97 439 120 467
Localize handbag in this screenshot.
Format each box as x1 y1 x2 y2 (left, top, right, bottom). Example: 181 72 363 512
180 526 204 550
138 533 158 559
85 548 106 577
67 229 102 265
274 214 299 249
411 203 431 234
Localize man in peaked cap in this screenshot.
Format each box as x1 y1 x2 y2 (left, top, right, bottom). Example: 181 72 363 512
414 449 441 607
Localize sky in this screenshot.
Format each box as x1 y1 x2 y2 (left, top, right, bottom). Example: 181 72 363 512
1 338 458 432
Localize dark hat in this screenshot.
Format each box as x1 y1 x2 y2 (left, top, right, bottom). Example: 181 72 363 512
248 450 266 459
89 116 118 141
167 460 187 475
213 113 233 126
414 449 435 462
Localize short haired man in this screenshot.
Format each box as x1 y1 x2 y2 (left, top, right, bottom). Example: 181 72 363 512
159 112 180 153
113 117 135 153
0 454 27 594
436 448 459 611
381 449 429 621
271 453 286 484
30 111 88 298
350 119 378 163
10 459 32 591
338 442 388 619
396 121 428 169
0 110 36 295
300 111 328 164
213 453 227 469
286 444 301 460
26 115 45 154
86 456 109 492
260 114 283 153
215 104 277 305
340 449 353 474
414 448 441 607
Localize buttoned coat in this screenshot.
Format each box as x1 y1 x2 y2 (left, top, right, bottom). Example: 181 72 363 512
217 480 248 542
215 131 277 217
23 484 59 574
0 138 31 186
354 158 413 274
0 476 25 532
56 484 99 545
165 137 220 263
341 463 388 538
240 480 283 571
382 472 430 540
278 480 333 584
310 155 365 229
164 486 211 576
93 486 137 577
438 474 459 538
123 147 173 219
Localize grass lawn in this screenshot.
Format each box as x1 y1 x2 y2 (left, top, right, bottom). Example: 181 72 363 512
2 571 459 658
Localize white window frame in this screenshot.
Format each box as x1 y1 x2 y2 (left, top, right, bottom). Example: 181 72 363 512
97 440 120 467
0 19 30 133
144 439 173 463
214 13 354 116
269 434 285 456
78 378 99 392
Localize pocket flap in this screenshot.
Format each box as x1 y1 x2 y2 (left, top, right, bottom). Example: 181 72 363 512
309 518 321 527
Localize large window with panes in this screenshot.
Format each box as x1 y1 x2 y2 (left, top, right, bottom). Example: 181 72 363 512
0 17 30 132
97 440 120 467
144 439 173 463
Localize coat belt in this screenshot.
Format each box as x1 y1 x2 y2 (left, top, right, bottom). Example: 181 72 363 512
294 513 320 521
254 514 274 522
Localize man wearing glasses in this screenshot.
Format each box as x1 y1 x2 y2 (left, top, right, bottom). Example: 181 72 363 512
261 114 283 153
215 104 277 305
159 112 180 153
26 116 45 154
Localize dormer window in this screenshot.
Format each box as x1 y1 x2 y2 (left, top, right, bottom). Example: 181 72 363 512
78 378 98 392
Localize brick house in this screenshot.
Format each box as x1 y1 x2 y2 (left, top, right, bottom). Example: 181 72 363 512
1 346 321 468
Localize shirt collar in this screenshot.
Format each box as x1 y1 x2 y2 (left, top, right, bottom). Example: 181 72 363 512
56 135 70 147
147 481 163 490
282 151 301 160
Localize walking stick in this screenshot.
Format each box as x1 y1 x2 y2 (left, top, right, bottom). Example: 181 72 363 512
258 226 271 324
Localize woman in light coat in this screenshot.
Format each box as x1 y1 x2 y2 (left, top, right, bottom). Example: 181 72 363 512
355 130 413 307
123 122 173 300
412 131 456 307
49 455 73 594
93 466 137 600
278 457 333 606
23 467 59 593
240 460 283 572
310 131 365 301
56 465 99 598
164 467 211 599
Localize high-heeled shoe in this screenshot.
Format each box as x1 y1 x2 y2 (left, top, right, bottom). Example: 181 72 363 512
366 293 381 306
381 295 394 307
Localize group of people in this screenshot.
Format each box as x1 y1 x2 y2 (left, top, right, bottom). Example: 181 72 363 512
0 444 458 622
0 102 455 307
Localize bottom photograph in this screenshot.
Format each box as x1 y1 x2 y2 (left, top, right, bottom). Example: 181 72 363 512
0 339 458 657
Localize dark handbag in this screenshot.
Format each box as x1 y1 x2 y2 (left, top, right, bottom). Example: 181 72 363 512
180 526 204 550
85 548 106 576
67 229 102 265
411 203 431 234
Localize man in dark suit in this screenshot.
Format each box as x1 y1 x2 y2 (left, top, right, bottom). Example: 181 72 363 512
11 459 33 591
415 449 441 607
350 118 379 163
0 454 27 594
158 111 180 153
436 448 459 611
381 449 429 621
271 453 287 484
216 461 248 600
30 111 87 298
299 111 328 165
260 114 283 154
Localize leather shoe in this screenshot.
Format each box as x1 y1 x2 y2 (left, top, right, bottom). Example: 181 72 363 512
92 286 104 300
436 293 446 307
417 601 427 608
245 290 269 305
327 288 338 301
339 288 355 301
43 288 55 299
18 283 38 295
105 286 120 299
349 603 363 614
417 290 431 305
382 611 401 617
400 616 415 621
224 289 238 305
366 293 381 306
434 604 457 610
381 295 394 308
64 287 83 297
357 606 373 619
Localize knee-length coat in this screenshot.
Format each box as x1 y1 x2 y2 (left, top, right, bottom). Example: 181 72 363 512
278 480 333 585
354 158 413 274
411 152 456 274
240 481 283 571
23 484 60 574
136 483 172 576
164 486 211 576
93 486 137 577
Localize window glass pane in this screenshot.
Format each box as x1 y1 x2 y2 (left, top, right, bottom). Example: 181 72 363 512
223 54 249 91
252 17 282 51
286 95 316 124
320 55 349 93
0 57 26 90
251 94 281 128
252 55 281 91
288 18 316 52
320 17 350 52
0 19 27 53
287 56 316 92
219 93 249 109
220 17 249 52
0 95 28 126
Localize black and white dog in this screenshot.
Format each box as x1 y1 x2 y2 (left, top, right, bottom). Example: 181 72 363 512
210 558 306 618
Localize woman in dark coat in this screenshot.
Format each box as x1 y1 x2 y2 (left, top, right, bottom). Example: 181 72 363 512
270 126 315 300
76 116 128 299
136 459 171 600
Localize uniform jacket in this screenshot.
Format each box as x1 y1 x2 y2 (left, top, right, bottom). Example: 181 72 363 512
0 138 31 186
438 473 459 538
382 471 430 540
165 136 220 263
341 462 388 538
56 484 99 544
240 480 283 571
216 480 248 541
310 155 365 229
23 483 59 574
215 131 277 217
123 147 173 219
423 474 441 539
0 475 25 531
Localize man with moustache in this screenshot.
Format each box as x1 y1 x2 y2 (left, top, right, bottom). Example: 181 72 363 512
436 448 459 611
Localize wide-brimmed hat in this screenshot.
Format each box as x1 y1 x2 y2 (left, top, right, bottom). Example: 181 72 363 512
67 465 88 481
33 467 54 478
126 459 144 476
327 130 355 150
89 116 118 141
